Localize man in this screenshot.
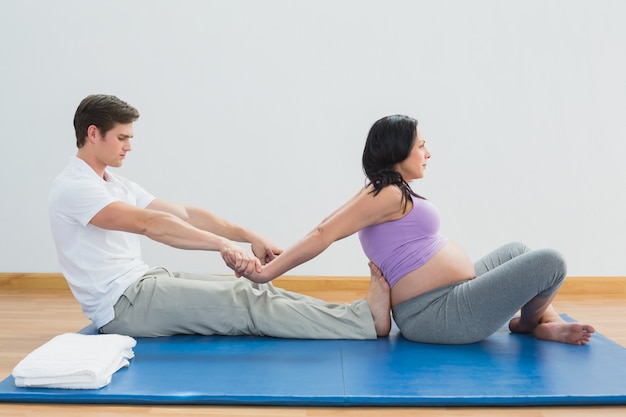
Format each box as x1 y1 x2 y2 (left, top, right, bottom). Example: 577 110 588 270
48 94 390 339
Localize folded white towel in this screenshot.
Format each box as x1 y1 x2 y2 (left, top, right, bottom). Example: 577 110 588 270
12 333 136 389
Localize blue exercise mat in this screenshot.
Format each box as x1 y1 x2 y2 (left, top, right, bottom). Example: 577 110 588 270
1 315 626 406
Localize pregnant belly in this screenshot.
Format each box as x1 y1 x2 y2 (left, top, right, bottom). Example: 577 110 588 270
390 241 476 306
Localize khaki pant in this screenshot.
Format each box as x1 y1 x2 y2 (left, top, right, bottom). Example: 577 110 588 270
101 268 376 339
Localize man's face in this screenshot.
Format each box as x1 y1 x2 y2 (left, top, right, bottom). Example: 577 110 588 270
94 123 133 168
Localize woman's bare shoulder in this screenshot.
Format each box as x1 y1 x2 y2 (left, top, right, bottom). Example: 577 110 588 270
360 184 404 202
356 185 406 221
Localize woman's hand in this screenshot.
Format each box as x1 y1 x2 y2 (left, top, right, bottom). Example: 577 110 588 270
237 265 272 283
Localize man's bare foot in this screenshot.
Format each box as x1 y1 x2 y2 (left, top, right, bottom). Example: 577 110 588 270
366 262 391 337
534 322 595 345
509 316 595 345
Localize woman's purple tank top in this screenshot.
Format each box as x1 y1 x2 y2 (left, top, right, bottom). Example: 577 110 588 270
358 195 448 288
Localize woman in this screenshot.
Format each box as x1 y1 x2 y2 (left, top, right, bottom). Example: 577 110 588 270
227 115 595 345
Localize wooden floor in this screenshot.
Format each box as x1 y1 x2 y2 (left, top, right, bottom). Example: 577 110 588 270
1 274 625 416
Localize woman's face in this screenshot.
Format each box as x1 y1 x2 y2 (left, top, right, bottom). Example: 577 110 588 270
393 127 431 181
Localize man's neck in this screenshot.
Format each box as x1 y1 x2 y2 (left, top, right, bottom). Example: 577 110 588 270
76 150 107 179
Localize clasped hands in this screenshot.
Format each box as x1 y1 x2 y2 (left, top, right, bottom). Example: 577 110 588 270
220 241 282 282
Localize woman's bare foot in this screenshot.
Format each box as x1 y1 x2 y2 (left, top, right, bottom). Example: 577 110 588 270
508 316 534 334
534 322 595 345
509 316 595 345
366 262 391 337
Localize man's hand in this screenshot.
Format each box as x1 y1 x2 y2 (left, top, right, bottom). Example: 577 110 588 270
251 240 283 265
220 245 262 278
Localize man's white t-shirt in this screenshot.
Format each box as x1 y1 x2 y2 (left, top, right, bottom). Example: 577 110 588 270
49 156 155 328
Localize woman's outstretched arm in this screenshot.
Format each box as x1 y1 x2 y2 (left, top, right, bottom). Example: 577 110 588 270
229 185 405 283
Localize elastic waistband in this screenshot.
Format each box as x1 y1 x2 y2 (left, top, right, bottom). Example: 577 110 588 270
392 280 466 321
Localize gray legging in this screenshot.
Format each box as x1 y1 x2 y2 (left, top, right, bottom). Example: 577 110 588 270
392 242 566 344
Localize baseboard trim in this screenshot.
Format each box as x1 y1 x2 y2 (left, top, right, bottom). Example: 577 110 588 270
0 273 69 290
1 272 625 295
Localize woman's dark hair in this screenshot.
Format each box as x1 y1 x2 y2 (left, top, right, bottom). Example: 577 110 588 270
362 115 423 212
73 94 140 148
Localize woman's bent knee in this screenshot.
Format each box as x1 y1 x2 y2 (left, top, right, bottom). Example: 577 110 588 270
507 241 531 257
533 248 567 294
538 248 567 275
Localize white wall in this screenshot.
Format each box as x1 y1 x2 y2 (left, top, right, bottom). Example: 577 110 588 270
1 0 625 276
